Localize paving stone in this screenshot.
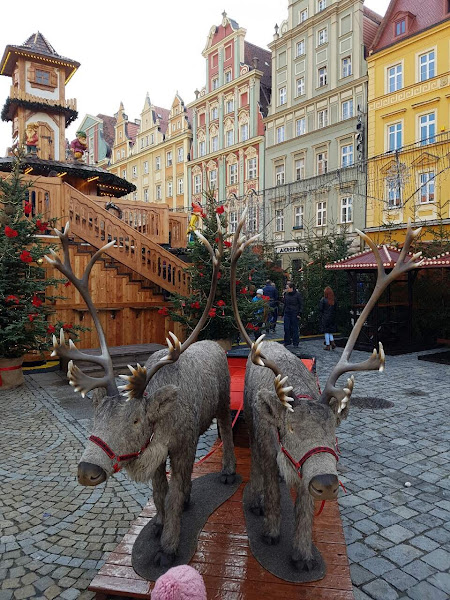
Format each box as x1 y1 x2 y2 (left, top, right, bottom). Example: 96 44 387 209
410 535 440 552
380 524 414 543
421 548 450 571
427 572 450 595
382 568 418 592
403 559 436 580
362 579 399 600
360 556 396 576
347 542 376 563
0 592 13 600
407 580 448 600
350 564 374 586
353 519 379 535
382 544 423 567
60 589 81 600
12 586 36 599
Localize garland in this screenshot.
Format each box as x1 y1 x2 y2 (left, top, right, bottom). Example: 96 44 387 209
1 97 78 126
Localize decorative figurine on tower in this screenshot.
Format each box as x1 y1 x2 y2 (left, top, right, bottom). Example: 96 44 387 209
25 123 38 155
186 201 205 244
69 130 88 162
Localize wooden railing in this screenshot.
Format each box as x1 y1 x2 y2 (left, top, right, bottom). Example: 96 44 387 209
65 185 190 295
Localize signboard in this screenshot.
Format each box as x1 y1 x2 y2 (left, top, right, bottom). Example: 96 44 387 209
276 244 305 254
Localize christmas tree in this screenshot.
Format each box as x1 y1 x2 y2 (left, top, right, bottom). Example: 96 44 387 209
168 191 270 342
0 152 84 359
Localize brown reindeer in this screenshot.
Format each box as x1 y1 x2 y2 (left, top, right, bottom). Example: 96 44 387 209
230 211 423 572
46 220 236 567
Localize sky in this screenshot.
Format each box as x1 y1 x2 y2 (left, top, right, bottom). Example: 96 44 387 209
0 0 390 154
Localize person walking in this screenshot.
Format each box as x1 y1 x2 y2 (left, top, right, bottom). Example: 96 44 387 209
319 286 337 350
263 279 279 333
282 281 303 347
251 288 265 340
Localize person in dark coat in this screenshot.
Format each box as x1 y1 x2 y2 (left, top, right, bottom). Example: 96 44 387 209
263 280 279 332
282 282 303 347
319 286 337 350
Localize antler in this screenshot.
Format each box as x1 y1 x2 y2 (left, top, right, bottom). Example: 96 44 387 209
44 222 119 397
251 336 294 412
120 215 224 400
320 220 424 409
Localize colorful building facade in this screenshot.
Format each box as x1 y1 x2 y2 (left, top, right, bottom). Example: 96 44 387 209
77 113 116 168
108 94 192 210
187 12 271 233
366 0 450 244
264 0 381 268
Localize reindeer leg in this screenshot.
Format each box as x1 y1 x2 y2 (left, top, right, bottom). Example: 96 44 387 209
262 458 281 545
291 488 316 571
151 462 168 538
217 401 236 484
248 437 265 516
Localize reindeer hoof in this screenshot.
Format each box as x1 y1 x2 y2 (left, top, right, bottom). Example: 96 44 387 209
151 522 163 538
262 533 280 545
183 497 191 510
220 471 236 485
153 549 176 567
250 504 264 516
291 556 317 572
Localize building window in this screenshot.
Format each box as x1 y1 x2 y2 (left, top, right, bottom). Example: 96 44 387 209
342 56 352 78
133 192 138 201
388 123 402 151
388 64 402 92
296 40 305 57
318 109 328 128
212 77 219 90
275 164 285 185
279 86 287 106
419 51 435 81
317 28 328 46
143 188 149 202
246 206 257 233
150 134 154 145
229 163 238 185
210 106 218 120
296 117 306 136
211 135 219 152
116 151 120 160
194 174 202 194
143 161 149 174
122 169 126 179
420 113 435 145
132 166 138 178
316 201 327 226
177 177 184 195
316 151 328 175
141 138 145 149
167 181 173 197
177 147 184 162
35 69 50 85
247 157 257 179
419 172 435 203
317 0 326 12
209 169 217 189
276 126 285 143
296 77 305 96
318 66 328 87
167 151 173 166
240 123 249 142
155 156 161 170
294 205 304 228
121 149 125 158
226 99 234 113
226 129 234 147
341 197 353 223
395 19 405 36
225 70 232 83
341 144 354 167
299 8 308 23
295 157 305 180
229 211 238 233
198 141 206 157
387 180 401 208
342 99 354 120
275 209 284 232
156 184 162 200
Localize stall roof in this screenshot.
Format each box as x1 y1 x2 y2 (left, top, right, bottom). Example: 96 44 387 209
326 246 450 270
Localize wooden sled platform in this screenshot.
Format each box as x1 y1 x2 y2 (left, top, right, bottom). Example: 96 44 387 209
89 421 353 600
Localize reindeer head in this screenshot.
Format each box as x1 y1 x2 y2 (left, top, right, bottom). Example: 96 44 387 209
46 220 224 487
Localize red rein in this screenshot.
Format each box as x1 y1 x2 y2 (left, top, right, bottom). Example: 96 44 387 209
89 434 153 473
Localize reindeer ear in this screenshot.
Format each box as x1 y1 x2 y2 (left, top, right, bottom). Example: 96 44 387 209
91 387 107 408
146 385 178 421
256 389 286 428
329 396 351 426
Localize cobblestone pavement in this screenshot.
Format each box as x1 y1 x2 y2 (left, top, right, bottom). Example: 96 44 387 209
0 331 449 599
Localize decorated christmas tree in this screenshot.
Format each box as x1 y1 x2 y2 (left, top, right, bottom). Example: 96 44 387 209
168 191 270 342
0 153 83 361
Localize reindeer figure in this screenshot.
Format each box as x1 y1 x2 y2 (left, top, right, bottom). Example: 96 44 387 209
46 221 236 567
230 212 423 572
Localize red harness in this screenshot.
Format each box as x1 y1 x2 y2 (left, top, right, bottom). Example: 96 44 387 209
89 434 153 473
278 433 339 480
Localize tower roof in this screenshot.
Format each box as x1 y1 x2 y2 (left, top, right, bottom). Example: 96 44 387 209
0 32 80 82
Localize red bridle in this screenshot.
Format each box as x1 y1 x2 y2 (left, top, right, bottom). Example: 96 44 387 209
88 434 153 473
277 431 339 480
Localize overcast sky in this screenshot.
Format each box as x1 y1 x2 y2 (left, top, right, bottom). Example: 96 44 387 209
0 0 390 155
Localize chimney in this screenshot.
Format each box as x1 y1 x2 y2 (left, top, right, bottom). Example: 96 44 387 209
194 89 200 99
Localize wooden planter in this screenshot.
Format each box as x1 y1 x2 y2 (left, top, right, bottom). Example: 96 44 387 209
0 356 24 390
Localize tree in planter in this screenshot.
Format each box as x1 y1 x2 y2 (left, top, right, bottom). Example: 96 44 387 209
0 153 85 386
292 228 353 337
167 192 271 343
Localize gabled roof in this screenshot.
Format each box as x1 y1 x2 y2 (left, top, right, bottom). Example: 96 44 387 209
97 114 116 147
126 122 140 145
363 5 383 49
326 245 416 270
0 32 79 80
153 106 170 135
370 0 450 54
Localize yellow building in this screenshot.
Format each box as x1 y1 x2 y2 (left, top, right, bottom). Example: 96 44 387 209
109 94 192 211
366 0 450 245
